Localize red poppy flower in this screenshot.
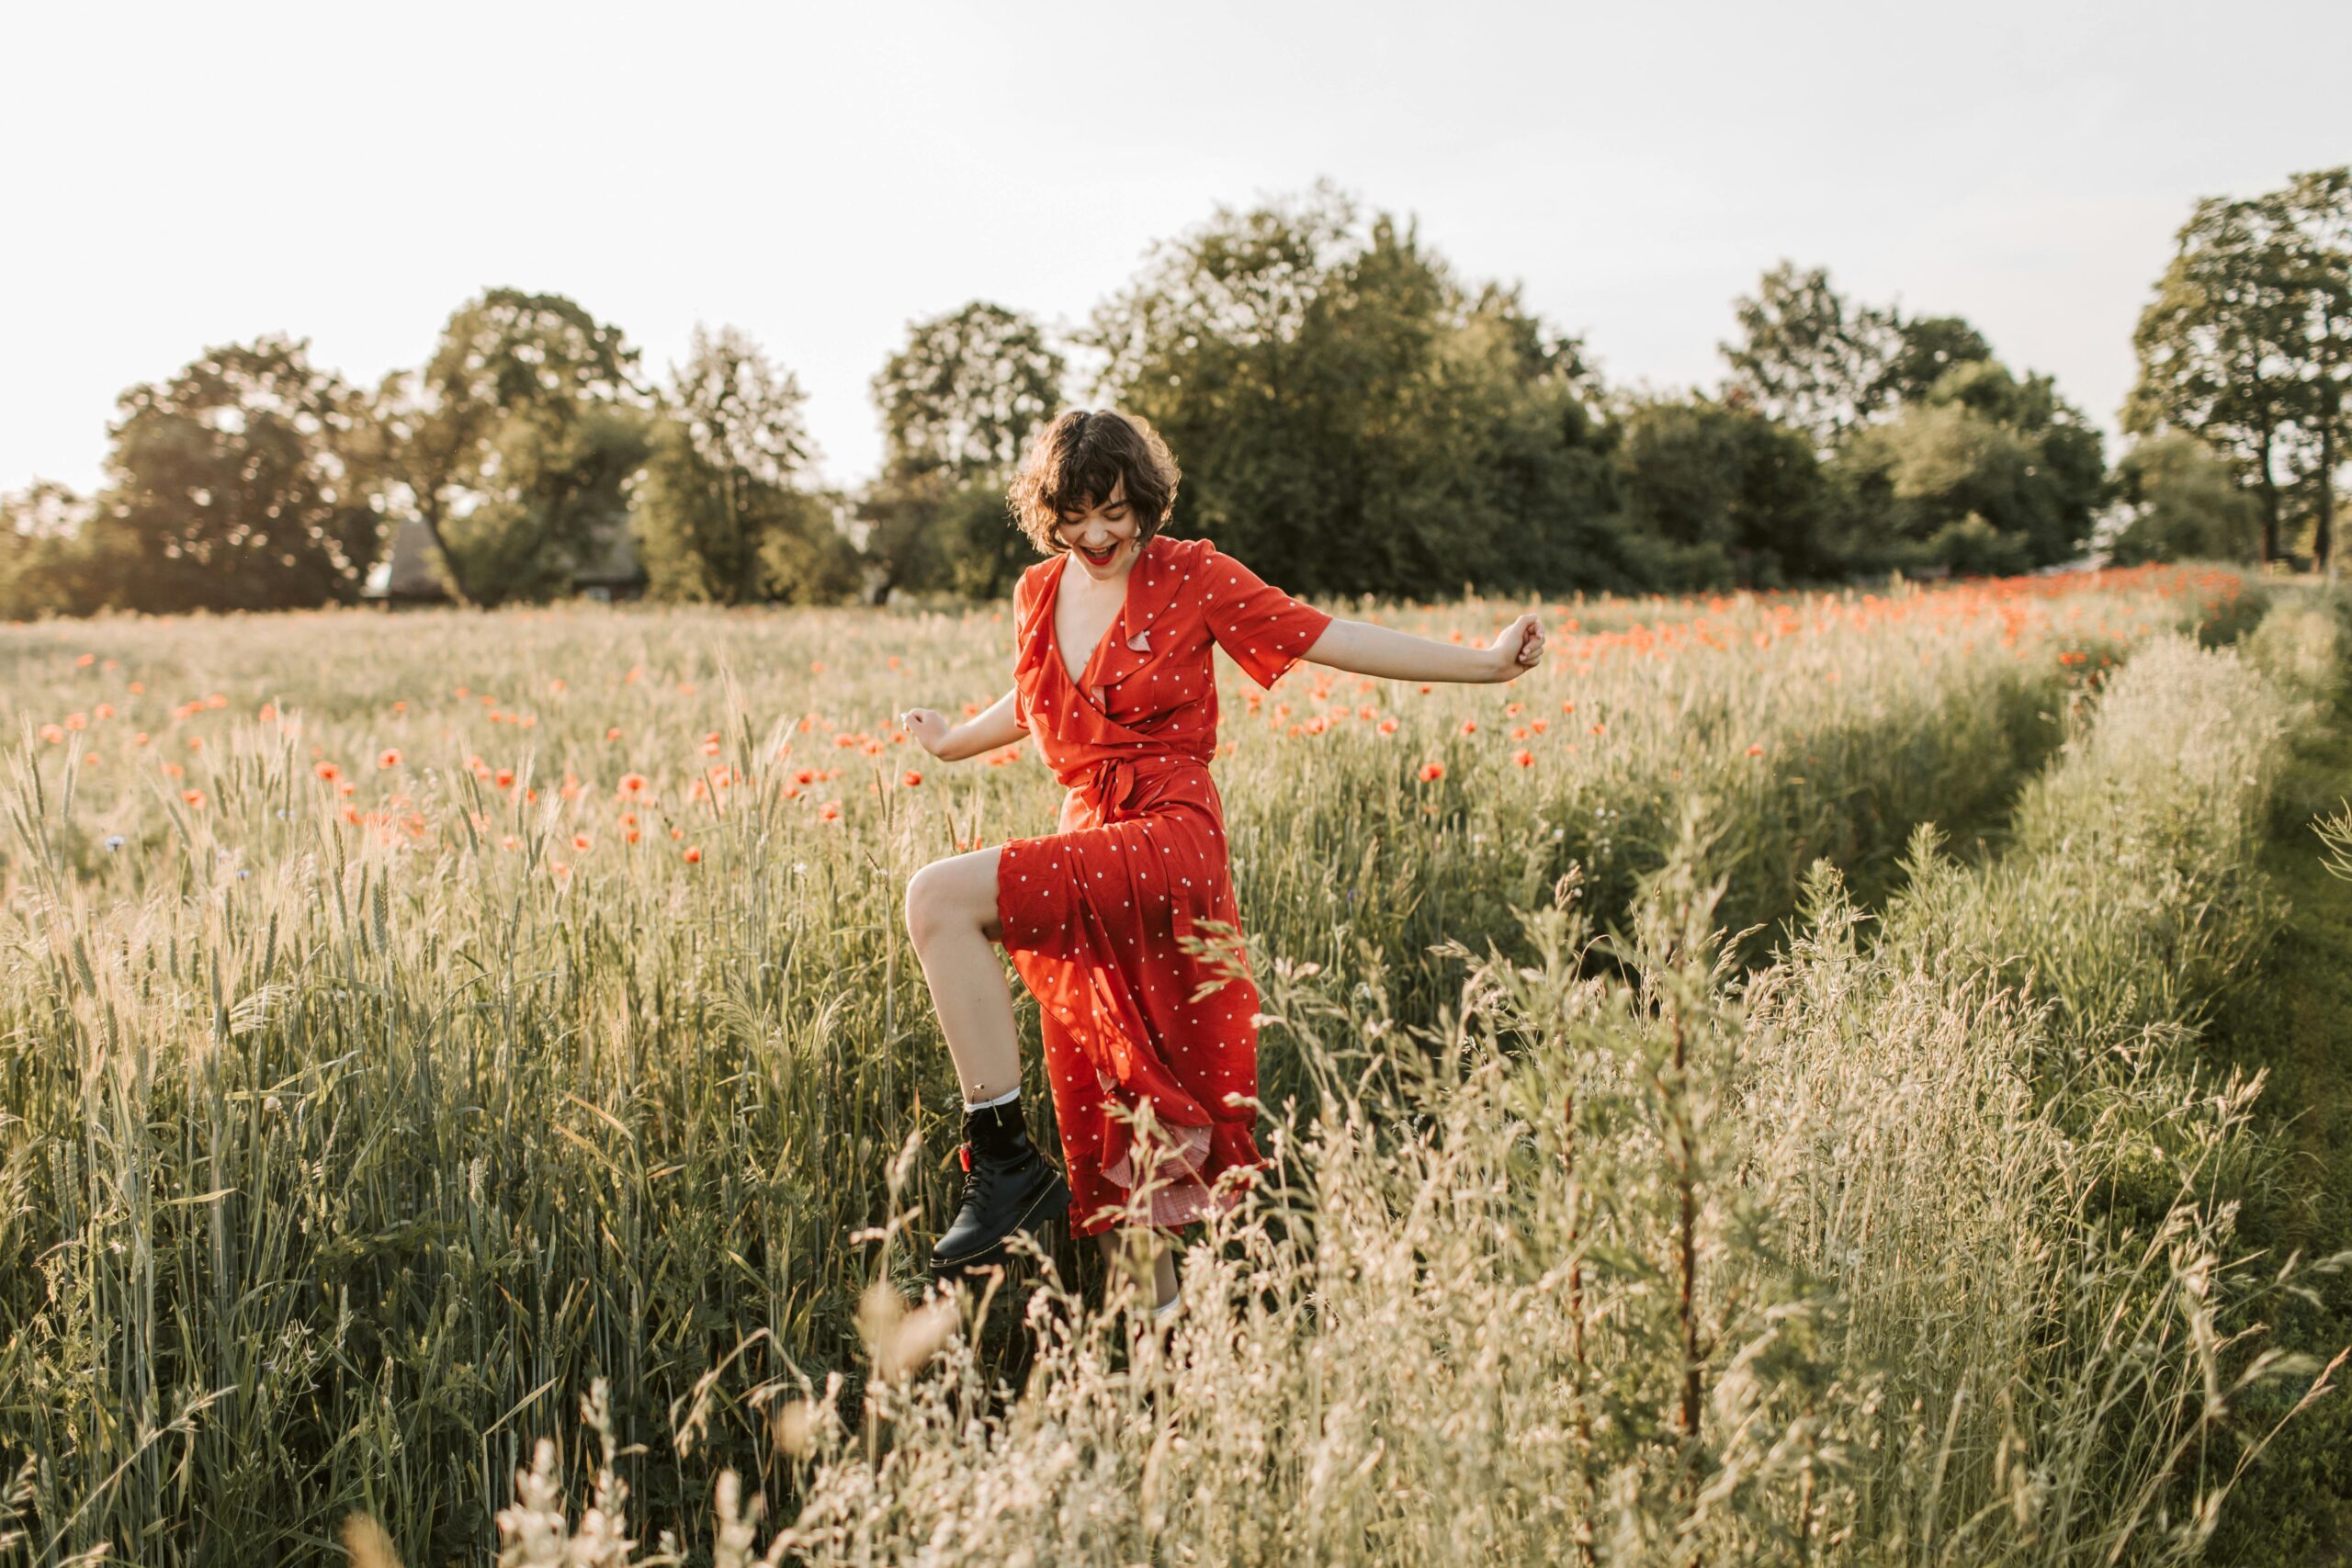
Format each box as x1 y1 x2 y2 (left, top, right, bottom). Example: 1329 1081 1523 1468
1419 761 1444 783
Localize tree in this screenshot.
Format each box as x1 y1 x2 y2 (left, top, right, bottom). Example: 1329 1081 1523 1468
1868 314 1995 411
2276 167 2351 574
1611 395 1832 589
2104 433 2262 564
84 336 380 613
1834 361 2106 574
369 289 649 605
0 482 119 618
1080 181 1617 597
1719 263 1896 452
865 301 1065 599
2125 195 2307 562
1721 264 1996 453
633 324 840 604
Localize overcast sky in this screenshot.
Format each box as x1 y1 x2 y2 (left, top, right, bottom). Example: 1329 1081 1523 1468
3 0 2344 502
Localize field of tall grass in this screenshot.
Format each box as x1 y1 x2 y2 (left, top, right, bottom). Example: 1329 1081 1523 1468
1 565 2341 1565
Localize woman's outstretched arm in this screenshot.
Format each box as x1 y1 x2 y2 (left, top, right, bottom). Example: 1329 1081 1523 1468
1303 613 1544 684
898 686 1026 761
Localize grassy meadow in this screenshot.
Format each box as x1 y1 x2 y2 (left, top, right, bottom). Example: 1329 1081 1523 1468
2 565 2347 1565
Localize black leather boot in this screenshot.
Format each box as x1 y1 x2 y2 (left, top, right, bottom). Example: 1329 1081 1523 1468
928 1096 1069 1282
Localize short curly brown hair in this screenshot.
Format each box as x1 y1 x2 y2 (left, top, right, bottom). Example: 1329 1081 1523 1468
1005 409 1182 558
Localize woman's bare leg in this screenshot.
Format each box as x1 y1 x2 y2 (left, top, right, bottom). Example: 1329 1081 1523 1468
903 848 1022 1102
1096 1227 1179 1311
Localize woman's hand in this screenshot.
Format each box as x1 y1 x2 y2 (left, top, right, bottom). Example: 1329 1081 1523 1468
895 688 1026 763
898 707 955 757
1487 614 1544 682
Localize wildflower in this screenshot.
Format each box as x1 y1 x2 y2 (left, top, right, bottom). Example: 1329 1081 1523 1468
186 735 202 751
75 653 95 667
819 799 842 822
1459 719 1477 736
1419 761 1444 783
182 789 206 809
38 724 62 744
1747 743 1765 756
65 712 87 730
605 727 623 741
378 749 401 769
683 845 702 863
104 834 125 851
901 770 922 787
495 768 515 789
1377 717 1399 735
1512 749 1534 768
618 773 648 797
500 834 519 852
571 833 593 852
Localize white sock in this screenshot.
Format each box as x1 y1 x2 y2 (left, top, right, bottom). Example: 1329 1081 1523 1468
963 1085 1020 1112
1152 1293 1181 1321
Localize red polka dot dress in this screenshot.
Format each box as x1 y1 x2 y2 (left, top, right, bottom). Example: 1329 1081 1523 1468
993 534 1334 1237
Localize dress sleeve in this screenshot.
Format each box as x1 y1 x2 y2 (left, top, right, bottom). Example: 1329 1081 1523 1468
1198 542 1334 690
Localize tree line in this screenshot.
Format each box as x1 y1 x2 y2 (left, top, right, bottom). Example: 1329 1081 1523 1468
3 172 2344 618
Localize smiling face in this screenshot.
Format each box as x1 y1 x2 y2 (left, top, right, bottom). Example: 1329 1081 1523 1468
1055 477 1142 581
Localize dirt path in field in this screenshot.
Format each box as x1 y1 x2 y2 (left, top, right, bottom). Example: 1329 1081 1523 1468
2211 628 2352 1565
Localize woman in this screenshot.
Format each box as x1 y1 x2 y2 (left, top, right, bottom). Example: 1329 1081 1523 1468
896 409 1543 1326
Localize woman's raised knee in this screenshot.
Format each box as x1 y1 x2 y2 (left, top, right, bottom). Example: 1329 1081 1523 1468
905 859 980 949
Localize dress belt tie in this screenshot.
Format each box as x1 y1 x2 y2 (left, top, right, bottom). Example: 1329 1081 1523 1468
1077 751 1206 820
1089 756 1139 818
